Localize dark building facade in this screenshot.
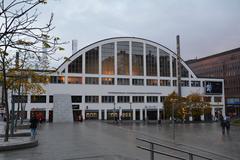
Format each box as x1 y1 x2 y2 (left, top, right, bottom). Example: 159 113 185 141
187 48 240 117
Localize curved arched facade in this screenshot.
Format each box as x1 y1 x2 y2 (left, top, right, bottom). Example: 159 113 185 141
20 37 225 121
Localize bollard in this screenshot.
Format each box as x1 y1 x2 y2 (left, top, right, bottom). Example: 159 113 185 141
189 153 193 160
150 143 154 160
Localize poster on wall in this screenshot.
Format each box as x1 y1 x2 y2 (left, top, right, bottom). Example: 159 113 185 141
205 81 223 95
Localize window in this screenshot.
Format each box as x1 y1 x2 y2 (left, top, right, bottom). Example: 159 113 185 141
173 80 177 86
31 95 46 103
181 64 189 78
214 97 222 102
181 80 189 87
132 42 144 76
147 96 158 103
117 78 130 85
191 81 200 87
204 97 211 102
159 49 170 77
68 55 82 73
172 57 177 77
146 44 157 76
50 76 65 84
85 96 99 103
12 95 28 103
160 80 171 86
102 43 114 75
117 41 129 75
68 77 82 84
117 96 130 103
160 96 166 103
31 75 48 83
102 96 115 103
85 47 99 74
132 79 144 86
71 96 82 103
85 77 99 84
49 95 53 103
133 96 144 103
102 77 114 85
147 79 158 86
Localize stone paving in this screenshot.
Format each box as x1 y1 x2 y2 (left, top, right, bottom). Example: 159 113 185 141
0 121 239 160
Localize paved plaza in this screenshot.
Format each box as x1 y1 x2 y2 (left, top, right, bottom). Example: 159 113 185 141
0 121 239 160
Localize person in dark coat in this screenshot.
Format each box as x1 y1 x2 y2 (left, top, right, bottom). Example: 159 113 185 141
30 114 38 139
225 116 231 134
219 113 226 134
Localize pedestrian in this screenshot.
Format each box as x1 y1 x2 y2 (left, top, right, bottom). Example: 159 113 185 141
79 115 83 122
225 115 231 134
219 113 226 134
30 114 38 140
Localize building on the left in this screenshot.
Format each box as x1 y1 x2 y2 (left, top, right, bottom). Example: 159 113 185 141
2 37 225 122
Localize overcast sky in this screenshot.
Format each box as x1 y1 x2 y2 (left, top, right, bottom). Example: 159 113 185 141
38 0 240 67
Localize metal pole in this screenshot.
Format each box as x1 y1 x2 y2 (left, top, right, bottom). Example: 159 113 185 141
176 35 182 97
130 102 132 120
189 153 193 160
10 98 15 136
150 142 154 160
172 102 175 142
114 102 116 121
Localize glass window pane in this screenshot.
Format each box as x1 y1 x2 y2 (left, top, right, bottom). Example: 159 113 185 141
159 49 170 77
85 77 99 85
146 44 157 76
102 77 114 85
85 47 99 74
172 57 177 77
117 41 129 75
68 55 82 73
132 42 144 76
102 43 114 75
68 77 82 84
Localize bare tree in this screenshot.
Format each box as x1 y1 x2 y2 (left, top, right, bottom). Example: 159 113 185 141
0 0 64 142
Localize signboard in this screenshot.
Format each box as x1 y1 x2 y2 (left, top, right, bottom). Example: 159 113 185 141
205 81 223 95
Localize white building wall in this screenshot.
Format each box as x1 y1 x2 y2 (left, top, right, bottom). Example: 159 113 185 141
8 37 225 121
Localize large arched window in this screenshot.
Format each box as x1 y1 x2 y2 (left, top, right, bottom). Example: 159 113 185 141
132 42 144 76
68 55 82 73
102 43 114 75
172 57 177 77
146 44 157 76
181 64 189 78
117 41 129 75
159 49 170 77
85 47 99 74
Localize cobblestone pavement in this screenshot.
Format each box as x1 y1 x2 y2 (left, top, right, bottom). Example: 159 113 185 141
0 121 239 160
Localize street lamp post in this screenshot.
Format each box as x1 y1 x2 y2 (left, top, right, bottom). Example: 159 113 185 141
171 98 177 142
129 102 132 120
113 102 116 122
172 101 175 142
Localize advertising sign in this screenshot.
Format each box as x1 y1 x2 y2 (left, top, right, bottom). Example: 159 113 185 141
205 81 223 95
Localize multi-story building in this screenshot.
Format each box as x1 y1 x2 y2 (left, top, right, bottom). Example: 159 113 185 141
9 37 225 122
187 47 240 117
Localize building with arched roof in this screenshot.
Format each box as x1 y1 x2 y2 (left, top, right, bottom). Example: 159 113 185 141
11 37 225 122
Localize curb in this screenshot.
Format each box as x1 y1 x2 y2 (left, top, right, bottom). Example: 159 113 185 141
0 139 38 151
0 132 31 137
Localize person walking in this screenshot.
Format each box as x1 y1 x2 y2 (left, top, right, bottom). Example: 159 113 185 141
30 114 38 140
219 113 226 134
225 115 231 134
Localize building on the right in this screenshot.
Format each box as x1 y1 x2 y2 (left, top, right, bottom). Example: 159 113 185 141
186 47 240 117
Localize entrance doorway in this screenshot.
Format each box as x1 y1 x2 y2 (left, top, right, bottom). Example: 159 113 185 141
147 110 157 120
73 110 82 122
